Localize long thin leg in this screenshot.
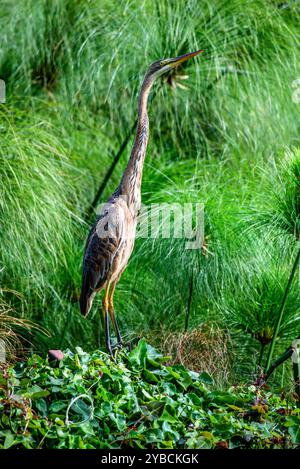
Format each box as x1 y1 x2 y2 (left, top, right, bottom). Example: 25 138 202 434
102 284 112 356
108 282 123 345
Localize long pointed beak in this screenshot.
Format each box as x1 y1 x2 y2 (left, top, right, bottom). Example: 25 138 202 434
169 49 203 67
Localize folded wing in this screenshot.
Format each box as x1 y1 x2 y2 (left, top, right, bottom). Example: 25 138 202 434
79 202 125 316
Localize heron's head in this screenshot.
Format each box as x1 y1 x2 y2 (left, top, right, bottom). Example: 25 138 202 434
147 49 203 79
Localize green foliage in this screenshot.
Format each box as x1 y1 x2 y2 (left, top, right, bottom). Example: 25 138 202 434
0 340 299 449
244 150 300 242
0 107 79 295
220 245 300 346
0 291 48 360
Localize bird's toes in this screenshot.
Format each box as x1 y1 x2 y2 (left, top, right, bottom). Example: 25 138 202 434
111 341 123 351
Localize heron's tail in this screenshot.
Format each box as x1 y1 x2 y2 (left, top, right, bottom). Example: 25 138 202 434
79 274 95 318
79 290 95 318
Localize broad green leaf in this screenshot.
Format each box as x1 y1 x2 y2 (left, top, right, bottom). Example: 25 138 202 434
4 432 15 449
286 417 300 443
198 372 214 386
128 339 148 368
31 390 50 400
143 369 159 383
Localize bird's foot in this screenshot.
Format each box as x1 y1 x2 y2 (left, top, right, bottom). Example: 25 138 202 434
107 337 141 356
111 341 123 351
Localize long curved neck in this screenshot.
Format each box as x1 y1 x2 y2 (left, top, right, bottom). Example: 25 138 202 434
120 74 155 211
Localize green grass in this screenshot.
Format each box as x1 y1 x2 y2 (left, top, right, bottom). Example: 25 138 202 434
0 0 300 388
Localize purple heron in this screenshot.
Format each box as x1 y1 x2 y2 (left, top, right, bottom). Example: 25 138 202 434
79 50 202 355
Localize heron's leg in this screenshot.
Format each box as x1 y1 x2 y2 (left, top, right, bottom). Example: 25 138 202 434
102 285 113 356
108 282 123 345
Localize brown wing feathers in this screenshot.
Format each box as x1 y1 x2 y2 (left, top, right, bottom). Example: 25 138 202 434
79 213 120 316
